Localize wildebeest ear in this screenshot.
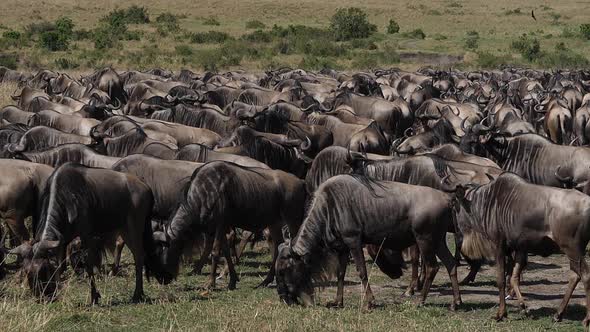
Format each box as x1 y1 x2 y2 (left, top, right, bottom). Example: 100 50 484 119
33 240 60 257
485 173 495 182
7 242 33 258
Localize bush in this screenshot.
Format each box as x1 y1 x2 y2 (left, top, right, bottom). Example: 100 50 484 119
433 33 447 40
0 54 18 69
348 38 378 50
580 24 590 40
203 17 220 26
402 28 426 39
55 17 74 38
511 35 541 61
1 30 26 48
246 20 266 29
3 30 21 40
330 7 377 41
241 29 274 43
175 44 193 57
72 28 93 40
476 51 512 68
387 19 400 34
39 31 68 51
102 6 149 25
191 31 233 44
24 21 55 37
122 30 142 41
54 57 79 69
93 27 118 49
464 30 479 50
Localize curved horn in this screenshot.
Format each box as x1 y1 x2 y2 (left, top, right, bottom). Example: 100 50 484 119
404 127 414 137
300 136 311 151
555 165 574 186
460 117 470 132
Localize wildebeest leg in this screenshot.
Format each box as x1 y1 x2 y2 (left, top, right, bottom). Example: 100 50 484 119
508 253 527 312
123 228 145 303
403 245 419 297
190 234 214 275
220 232 239 290
255 226 282 288
460 258 482 285
417 256 426 291
84 239 101 305
206 236 221 290
110 237 125 276
415 242 439 307
350 246 375 308
495 246 507 321
326 252 349 308
554 250 583 322
435 240 462 310
235 230 254 258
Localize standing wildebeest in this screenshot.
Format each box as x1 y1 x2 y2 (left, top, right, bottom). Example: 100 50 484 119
0 160 53 244
8 163 156 303
453 172 590 328
275 175 461 309
148 161 307 289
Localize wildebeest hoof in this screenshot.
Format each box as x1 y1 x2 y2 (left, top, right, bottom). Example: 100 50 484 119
552 314 562 323
228 281 237 290
363 301 376 310
90 293 101 306
325 301 343 309
494 311 507 322
131 294 146 303
505 294 514 300
402 289 414 297
254 278 273 289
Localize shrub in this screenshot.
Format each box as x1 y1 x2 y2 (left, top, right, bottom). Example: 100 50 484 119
402 28 426 39
0 54 18 69
2 30 26 48
24 21 55 37
203 17 220 26
241 29 274 43
246 20 266 30
175 44 193 57
580 24 590 40
3 30 21 40
102 6 149 25
156 12 178 24
39 31 68 51
561 26 576 38
54 57 79 69
55 17 74 38
93 27 117 49
463 30 479 50
191 31 233 44
125 5 150 23
330 7 377 41
476 52 512 68
122 30 142 41
387 19 400 34
73 28 93 40
349 38 378 50
539 49 589 68
511 35 541 61
300 55 338 70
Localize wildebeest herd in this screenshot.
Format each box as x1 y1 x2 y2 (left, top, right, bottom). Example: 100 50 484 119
1 65 590 328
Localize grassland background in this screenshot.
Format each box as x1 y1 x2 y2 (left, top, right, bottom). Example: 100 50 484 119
0 0 589 71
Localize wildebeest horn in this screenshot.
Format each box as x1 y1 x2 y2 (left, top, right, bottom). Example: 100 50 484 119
152 231 168 243
404 127 414 137
7 242 33 257
555 165 573 186
300 136 311 151
534 103 544 113
6 143 25 153
33 240 60 257
107 98 121 110
460 117 470 132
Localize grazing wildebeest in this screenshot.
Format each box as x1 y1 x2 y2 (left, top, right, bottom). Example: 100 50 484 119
275 175 461 309
148 161 306 290
453 172 590 327
8 163 156 304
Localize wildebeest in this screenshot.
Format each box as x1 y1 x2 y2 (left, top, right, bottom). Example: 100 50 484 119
275 175 461 309
453 172 590 327
8 163 156 303
148 161 306 290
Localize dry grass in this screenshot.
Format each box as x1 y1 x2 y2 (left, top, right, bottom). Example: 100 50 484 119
0 0 588 70
0 82 19 108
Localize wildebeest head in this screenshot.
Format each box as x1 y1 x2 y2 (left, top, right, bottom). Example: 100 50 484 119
275 242 314 306
146 230 180 285
8 240 60 299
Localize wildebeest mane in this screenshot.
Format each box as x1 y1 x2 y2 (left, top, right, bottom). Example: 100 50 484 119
304 146 351 193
